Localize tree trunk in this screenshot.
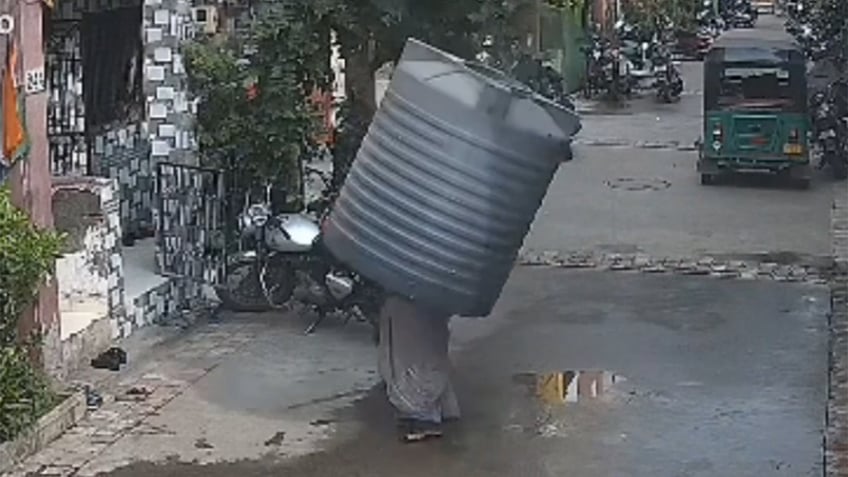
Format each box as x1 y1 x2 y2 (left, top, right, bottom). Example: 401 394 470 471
345 44 377 120
331 40 377 188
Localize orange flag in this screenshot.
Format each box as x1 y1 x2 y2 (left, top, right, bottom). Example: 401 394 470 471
3 41 28 165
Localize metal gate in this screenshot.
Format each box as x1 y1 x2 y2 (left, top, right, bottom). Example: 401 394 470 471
156 162 227 285
46 19 90 176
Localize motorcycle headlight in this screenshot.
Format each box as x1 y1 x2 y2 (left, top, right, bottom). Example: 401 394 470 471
240 203 272 231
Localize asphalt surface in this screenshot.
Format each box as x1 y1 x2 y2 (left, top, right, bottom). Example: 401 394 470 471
525 15 834 263
99 268 829 477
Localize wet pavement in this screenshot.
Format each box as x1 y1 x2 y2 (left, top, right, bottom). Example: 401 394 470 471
59 268 829 477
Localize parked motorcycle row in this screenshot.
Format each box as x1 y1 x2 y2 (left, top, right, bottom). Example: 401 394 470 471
785 0 848 179
810 81 848 179
581 0 759 102
784 0 847 64
692 0 758 53
583 19 684 103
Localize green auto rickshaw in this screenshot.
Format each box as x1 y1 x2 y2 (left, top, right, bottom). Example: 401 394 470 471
698 37 811 187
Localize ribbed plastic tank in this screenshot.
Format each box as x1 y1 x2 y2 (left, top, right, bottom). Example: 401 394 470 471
322 38 582 317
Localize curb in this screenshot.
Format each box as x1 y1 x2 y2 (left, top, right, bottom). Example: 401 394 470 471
826 182 848 477
516 250 832 285
0 391 87 474
573 138 699 151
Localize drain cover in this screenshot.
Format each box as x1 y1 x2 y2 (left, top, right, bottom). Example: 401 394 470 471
604 177 671 191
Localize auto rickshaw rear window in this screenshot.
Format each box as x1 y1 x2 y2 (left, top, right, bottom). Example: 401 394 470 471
718 64 794 110
704 44 806 113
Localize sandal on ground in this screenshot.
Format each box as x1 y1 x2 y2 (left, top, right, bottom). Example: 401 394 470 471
398 419 443 443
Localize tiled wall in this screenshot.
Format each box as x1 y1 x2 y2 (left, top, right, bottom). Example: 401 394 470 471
49 0 197 239
126 279 208 334
142 0 197 166
49 0 154 237
48 0 213 340
91 123 155 237
142 0 223 325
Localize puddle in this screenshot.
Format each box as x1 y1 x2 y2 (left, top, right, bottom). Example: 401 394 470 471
514 371 625 405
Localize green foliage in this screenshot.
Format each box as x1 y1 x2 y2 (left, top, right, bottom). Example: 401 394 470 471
0 347 56 443
183 40 249 168
0 187 63 348
470 0 538 70
0 186 61 443
622 0 700 33
328 0 537 185
187 0 567 189
185 0 330 191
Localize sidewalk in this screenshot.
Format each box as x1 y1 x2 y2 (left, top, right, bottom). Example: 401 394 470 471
5 314 380 476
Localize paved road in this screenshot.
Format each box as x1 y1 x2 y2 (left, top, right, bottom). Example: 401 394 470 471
525 15 835 263
49 268 827 477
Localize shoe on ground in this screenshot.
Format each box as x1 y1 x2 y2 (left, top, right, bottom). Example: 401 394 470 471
398 419 443 443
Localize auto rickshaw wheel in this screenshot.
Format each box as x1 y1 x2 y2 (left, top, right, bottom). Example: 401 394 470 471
700 174 717 185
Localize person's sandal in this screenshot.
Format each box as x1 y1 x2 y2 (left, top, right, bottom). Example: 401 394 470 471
399 419 443 443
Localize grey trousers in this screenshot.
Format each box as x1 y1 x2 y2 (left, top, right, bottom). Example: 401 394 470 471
378 295 460 423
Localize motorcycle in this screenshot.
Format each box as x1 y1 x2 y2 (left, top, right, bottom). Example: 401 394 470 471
723 0 758 28
583 29 626 101
653 47 684 102
607 47 635 100
811 88 848 179
729 7 757 28
582 32 605 98
216 166 385 337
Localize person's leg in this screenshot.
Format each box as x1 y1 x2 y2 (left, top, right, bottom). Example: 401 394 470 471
378 296 452 441
434 317 461 421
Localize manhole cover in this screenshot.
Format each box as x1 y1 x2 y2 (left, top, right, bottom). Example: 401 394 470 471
604 177 671 191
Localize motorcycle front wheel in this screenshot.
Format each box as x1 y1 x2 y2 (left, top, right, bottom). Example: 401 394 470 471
217 261 294 312
216 261 272 312
260 261 295 309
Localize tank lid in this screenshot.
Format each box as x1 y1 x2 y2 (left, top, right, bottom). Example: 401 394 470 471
399 38 582 138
